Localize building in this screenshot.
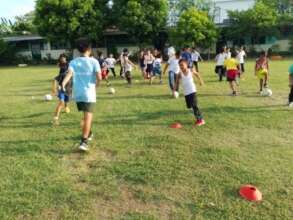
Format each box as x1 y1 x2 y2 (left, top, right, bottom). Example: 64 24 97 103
213 0 255 24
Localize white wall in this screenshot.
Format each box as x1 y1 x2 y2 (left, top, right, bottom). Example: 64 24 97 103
214 0 255 23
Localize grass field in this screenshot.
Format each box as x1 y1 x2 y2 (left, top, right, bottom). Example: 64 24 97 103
0 60 293 220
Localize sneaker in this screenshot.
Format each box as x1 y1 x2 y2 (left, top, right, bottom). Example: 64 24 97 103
289 102 293 107
195 119 206 127
65 107 71 113
88 132 94 141
79 141 89 152
53 116 59 125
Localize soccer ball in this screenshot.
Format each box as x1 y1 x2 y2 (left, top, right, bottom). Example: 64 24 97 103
173 91 179 99
261 88 273 97
44 94 53 101
109 87 116 94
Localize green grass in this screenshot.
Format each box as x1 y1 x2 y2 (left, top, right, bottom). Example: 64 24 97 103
0 60 292 219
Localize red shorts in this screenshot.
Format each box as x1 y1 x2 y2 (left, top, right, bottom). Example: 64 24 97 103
227 69 239 81
101 70 108 80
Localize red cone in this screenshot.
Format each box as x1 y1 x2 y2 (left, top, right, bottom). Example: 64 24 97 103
170 122 182 129
239 185 262 202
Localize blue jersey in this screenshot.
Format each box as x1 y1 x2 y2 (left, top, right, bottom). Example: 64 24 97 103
69 57 101 103
289 64 293 75
181 51 193 68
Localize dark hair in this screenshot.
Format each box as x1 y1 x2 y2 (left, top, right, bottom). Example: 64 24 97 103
76 38 91 53
155 54 161 59
175 51 181 57
179 59 188 65
260 50 266 57
58 54 67 66
123 48 128 53
231 50 237 58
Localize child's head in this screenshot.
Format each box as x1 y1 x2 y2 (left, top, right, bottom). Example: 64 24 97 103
58 54 67 64
76 38 91 54
260 50 267 58
109 54 113 58
179 59 188 72
175 51 181 59
231 50 237 58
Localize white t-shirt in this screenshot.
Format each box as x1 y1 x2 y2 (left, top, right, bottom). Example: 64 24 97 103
226 52 231 59
168 57 180 74
105 58 116 68
153 58 162 68
237 50 246 64
216 53 226 66
122 56 132 72
180 70 197 96
191 51 200 62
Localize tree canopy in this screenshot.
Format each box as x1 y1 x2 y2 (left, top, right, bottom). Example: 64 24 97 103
170 7 218 48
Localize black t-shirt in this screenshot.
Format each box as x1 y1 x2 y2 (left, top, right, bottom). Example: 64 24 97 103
55 63 69 86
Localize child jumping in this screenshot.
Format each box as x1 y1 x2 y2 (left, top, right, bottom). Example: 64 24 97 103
288 64 293 107
62 38 102 152
52 54 71 125
224 51 240 96
163 51 180 96
174 59 205 127
255 51 269 93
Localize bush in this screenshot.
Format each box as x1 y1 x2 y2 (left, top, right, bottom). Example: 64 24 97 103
0 39 17 65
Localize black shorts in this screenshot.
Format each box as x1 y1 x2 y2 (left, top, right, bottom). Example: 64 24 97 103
146 64 153 73
215 65 226 76
76 102 95 113
193 61 199 71
185 93 197 109
240 63 245 73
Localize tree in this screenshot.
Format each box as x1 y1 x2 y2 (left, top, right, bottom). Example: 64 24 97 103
170 7 218 48
13 12 37 34
34 0 104 44
227 2 278 44
115 0 168 45
0 18 13 36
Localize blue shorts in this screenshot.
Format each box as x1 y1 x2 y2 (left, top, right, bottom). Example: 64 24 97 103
152 67 161 76
58 90 69 103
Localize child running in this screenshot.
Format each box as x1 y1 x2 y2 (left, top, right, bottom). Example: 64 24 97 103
52 54 71 125
191 47 203 72
144 49 155 80
224 51 240 96
215 48 227 81
101 61 111 86
139 50 146 78
121 49 136 85
237 46 246 78
288 64 293 107
62 38 101 152
163 50 180 96
174 59 205 126
255 51 269 93
105 54 116 78
150 53 163 85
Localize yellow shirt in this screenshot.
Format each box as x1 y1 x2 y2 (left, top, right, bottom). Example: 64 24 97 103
224 58 239 70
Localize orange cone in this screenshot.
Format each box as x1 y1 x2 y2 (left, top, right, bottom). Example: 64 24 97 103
170 122 182 129
239 185 262 202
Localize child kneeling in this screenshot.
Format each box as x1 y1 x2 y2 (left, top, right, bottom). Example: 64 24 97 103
175 59 205 126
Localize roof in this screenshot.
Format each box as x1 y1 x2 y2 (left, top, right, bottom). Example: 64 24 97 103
2 35 44 42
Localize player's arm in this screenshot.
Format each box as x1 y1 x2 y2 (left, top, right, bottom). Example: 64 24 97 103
193 71 204 86
62 70 73 91
96 70 102 87
51 79 58 95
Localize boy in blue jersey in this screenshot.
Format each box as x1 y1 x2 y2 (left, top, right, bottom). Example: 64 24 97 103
62 38 102 151
181 46 193 69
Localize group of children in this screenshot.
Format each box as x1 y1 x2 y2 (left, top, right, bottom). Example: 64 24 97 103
51 40 292 152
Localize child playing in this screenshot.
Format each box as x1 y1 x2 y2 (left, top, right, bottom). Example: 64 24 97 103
121 49 136 85
237 46 246 77
101 61 111 86
105 54 116 78
163 51 180 96
62 38 102 152
288 64 293 107
174 59 205 126
150 53 163 85
255 51 269 93
224 51 240 96
144 49 155 79
52 54 71 125
215 48 227 81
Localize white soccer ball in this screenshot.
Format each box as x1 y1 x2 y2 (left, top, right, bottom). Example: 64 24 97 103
44 94 53 101
173 91 179 99
109 87 116 94
261 88 273 97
